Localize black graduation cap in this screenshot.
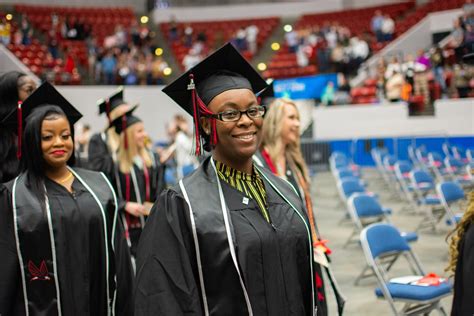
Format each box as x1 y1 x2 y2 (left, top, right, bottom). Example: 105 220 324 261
1 81 82 159
109 105 141 135
462 53 474 65
162 42 268 115
162 42 268 155
97 87 127 117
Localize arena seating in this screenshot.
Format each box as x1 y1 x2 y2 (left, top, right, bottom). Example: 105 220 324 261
159 17 280 68
7 5 135 84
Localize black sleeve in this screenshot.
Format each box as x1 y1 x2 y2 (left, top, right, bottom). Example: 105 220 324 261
461 227 474 315
134 189 203 316
0 185 20 315
88 134 114 180
153 153 167 199
114 213 135 316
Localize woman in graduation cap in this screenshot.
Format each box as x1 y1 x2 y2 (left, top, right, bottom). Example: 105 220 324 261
109 108 165 260
255 98 345 316
88 88 132 179
0 71 37 183
135 43 318 315
0 82 134 316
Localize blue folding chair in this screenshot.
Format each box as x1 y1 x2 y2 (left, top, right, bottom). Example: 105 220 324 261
394 161 416 207
348 194 418 285
409 169 447 231
444 157 472 187
437 181 465 226
360 223 451 315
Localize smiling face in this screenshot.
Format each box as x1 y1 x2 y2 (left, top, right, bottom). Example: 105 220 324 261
281 103 300 146
41 115 74 169
205 88 262 171
132 121 148 150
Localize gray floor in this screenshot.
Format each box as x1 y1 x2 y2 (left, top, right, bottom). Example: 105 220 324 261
312 168 454 316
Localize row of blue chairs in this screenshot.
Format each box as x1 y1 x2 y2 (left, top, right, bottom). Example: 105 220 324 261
329 151 455 315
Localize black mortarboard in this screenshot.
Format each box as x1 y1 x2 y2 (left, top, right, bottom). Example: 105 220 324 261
1 81 82 159
162 42 268 115
97 87 127 117
162 42 268 155
109 105 141 135
462 53 474 65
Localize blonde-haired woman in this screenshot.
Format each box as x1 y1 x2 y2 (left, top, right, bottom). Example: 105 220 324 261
111 110 165 259
447 190 474 315
256 98 345 316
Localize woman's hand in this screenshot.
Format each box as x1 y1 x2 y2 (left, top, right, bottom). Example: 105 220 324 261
125 202 148 217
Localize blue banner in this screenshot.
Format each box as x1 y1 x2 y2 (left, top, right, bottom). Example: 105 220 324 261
273 73 338 100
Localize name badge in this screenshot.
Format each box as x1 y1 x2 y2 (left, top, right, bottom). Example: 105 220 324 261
242 197 249 205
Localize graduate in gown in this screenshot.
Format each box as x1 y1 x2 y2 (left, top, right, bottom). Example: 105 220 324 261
135 43 317 315
447 190 474 315
88 87 133 180
255 98 345 315
110 109 165 258
0 82 133 316
0 71 37 183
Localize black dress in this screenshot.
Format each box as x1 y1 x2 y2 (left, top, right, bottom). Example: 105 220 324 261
135 158 315 315
0 169 134 316
451 223 474 316
114 151 165 257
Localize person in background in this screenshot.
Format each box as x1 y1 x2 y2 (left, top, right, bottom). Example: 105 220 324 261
447 190 474 315
381 14 395 42
135 43 323 315
88 88 132 180
321 81 335 106
0 71 37 183
386 69 405 102
172 114 198 179
0 82 133 315
110 107 165 262
371 10 384 43
256 98 346 316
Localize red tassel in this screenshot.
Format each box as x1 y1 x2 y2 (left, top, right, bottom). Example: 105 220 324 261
188 73 218 155
17 101 23 159
105 98 111 124
125 173 131 202
122 115 128 149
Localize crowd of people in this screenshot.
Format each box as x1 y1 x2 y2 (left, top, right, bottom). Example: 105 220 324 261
284 23 371 77
0 38 473 315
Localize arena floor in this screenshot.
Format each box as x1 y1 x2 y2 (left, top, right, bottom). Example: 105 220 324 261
312 168 454 315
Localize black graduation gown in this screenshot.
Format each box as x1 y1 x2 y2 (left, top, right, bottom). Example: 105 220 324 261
134 158 314 315
114 152 165 257
451 224 474 316
254 150 347 316
0 172 134 316
88 132 115 179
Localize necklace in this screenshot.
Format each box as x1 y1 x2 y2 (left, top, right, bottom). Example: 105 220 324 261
57 171 74 184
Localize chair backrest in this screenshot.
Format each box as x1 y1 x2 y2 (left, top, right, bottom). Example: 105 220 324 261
445 157 464 169
383 155 397 167
395 160 412 175
438 181 465 203
466 149 473 162
429 152 444 164
350 193 385 219
340 178 365 199
360 223 410 260
337 168 355 180
411 169 434 185
442 142 453 157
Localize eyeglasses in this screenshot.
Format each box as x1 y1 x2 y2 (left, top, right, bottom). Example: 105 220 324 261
211 105 266 122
